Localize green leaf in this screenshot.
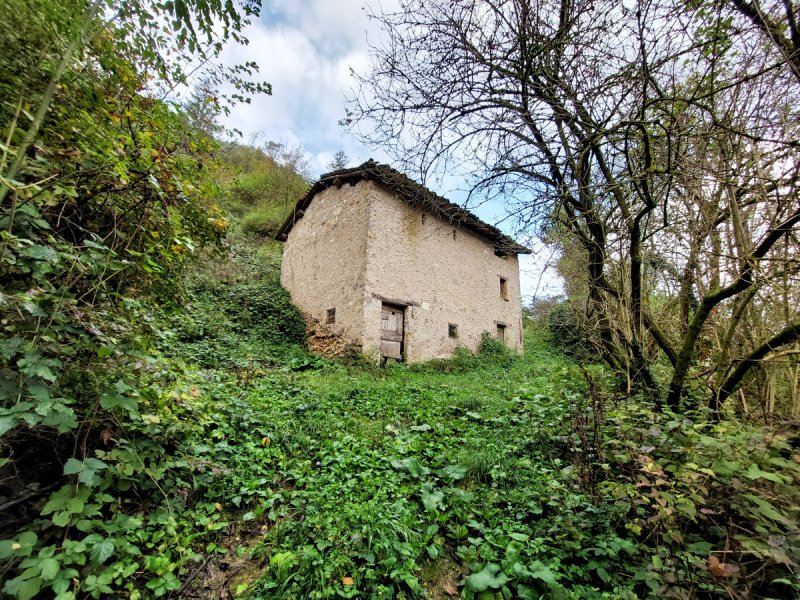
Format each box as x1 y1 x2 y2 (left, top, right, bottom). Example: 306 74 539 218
744 494 794 527
390 457 430 478
745 463 785 483
100 392 140 418
528 560 558 585
52 511 72 527
4 574 43 600
437 464 468 480
420 483 444 512
686 541 714 554
42 487 72 515
0 415 19 437
90 540 115 565
0 531 37 560
63 459 106 488
20 245 59 262
63 458 84 475
0 337 23 360
17 352 61 382
463 563 509 592
39 557 60 581
652 555 663 569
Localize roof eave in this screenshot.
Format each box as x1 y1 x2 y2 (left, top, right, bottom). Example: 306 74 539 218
275 161 531 255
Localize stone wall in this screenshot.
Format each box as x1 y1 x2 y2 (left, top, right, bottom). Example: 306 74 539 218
362 185 523 362
280 179 525 364
280 182 371 349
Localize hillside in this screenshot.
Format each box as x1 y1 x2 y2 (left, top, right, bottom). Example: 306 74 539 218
7 232 799 598
2 0 799 597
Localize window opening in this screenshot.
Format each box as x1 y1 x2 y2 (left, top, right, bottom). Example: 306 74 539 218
326 307 336 324
496 324 506 342
448 323 458 338
500 277 509 300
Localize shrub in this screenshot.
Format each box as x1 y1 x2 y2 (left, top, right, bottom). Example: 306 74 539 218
548 301 595 360
240 203 290 237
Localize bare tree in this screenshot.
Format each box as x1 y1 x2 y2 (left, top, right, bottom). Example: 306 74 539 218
347 0 800 414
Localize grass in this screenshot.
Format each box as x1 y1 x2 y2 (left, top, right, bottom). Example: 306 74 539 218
173 324 628 599
145 243 800 599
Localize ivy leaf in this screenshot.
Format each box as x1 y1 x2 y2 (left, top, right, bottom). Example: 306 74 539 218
462 563 509 592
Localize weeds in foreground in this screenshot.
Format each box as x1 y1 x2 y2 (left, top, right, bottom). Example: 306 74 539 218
2 244 798 599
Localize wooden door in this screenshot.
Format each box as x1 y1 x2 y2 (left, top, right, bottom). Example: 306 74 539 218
380 304 405 360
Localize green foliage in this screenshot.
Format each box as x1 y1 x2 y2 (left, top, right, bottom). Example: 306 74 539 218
547 302 596 361
240 202 292 237
157 241 307 369
217 141 310 237
0 0 271 597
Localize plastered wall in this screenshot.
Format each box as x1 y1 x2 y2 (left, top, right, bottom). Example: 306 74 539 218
281 179 525 363
361 183 523 362
280 183 371 347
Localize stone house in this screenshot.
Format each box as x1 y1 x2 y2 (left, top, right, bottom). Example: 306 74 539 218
276 160 530 363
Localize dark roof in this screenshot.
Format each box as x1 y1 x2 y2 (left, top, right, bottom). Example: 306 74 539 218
276 159 530 255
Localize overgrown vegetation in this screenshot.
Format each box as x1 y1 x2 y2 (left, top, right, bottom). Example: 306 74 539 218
4 224 798 597
2 0 799 598
347 0 800 416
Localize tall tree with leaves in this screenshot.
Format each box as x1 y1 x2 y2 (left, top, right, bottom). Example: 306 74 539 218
0 0 270 596
327 150 350 171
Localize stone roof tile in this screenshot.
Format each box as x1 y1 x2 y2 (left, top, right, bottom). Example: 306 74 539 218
276 159 531 255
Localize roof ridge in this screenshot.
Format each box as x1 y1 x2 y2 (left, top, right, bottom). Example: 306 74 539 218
277 162 530 255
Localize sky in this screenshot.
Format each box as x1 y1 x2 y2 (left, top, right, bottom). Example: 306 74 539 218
218 0 564 301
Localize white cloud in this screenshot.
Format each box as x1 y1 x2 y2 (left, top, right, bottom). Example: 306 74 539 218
217 0 563 298
217 1 393 176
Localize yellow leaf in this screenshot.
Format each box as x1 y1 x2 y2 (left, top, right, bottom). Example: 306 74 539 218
262 436 270 447
708 555 740 577
214 502 222 511
341 577 354 586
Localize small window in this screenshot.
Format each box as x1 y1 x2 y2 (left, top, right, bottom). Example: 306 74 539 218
499 277 509 300
326 308 336 324
496 324 506 342
452 229 457 240
448 323 458 338
421 213 426 224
